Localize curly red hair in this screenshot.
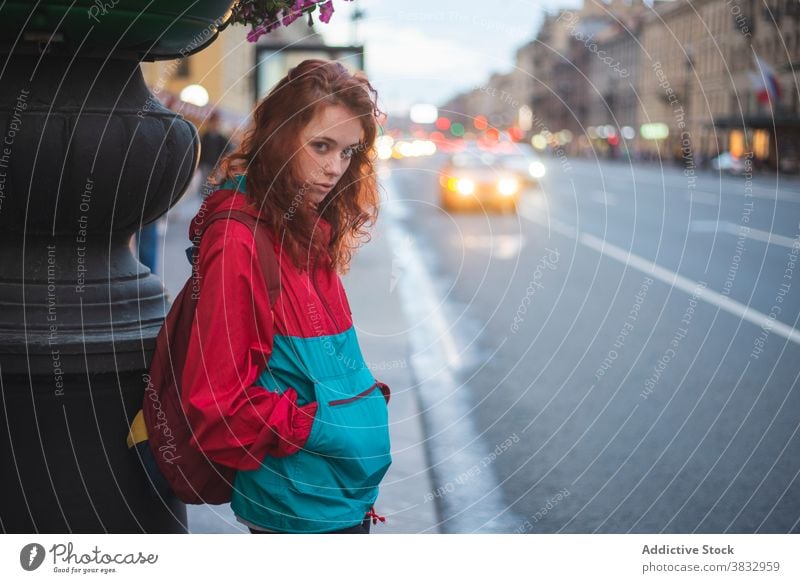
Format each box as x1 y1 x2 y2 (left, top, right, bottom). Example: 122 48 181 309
215 59 382 274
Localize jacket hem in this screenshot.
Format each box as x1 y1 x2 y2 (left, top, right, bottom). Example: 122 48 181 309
233 509 368 534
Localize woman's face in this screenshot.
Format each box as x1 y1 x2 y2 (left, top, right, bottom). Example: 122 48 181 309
296 103 363 208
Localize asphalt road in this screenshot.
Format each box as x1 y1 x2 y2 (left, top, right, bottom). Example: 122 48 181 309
386 153 800 533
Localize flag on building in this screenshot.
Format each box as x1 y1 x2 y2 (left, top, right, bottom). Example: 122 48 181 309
748 56 782 105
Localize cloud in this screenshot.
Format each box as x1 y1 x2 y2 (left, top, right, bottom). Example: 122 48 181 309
364 23 491 77
362 22 509 112
318 2 535 113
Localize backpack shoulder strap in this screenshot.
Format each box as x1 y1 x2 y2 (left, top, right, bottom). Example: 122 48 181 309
192 209 281 308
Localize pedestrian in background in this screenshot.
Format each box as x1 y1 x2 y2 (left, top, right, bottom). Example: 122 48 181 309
183 59 392 534
199 110 233 198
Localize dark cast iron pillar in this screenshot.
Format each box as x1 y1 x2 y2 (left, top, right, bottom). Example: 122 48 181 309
0 2 234 532
0 54 193 534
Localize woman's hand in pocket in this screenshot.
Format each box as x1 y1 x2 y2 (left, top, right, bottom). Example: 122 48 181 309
260 388 318 458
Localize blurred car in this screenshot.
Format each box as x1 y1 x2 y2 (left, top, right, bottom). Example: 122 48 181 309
495 144 547 187
710 152 746 174
438 146 543 213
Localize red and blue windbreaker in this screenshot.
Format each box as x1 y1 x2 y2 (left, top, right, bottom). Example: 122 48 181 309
182 175 392 533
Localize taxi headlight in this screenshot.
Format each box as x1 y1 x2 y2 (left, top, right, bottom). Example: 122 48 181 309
529 161 546 178
456 178 476 196
497 178 520 196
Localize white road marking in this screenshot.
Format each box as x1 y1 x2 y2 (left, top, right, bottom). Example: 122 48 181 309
518 201 800 346
627 179 800 203
558 165 800 202
590 190 618 206
460 234 526 259
690 220 800 250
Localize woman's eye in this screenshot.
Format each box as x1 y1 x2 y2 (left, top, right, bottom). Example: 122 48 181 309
313 142 329 153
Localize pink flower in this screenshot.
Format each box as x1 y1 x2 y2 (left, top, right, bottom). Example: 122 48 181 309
240 0 341 42
318 0 334 23
265 18 282 32
247 24 267 42
283 1 322 27
246 13 283 43
282 8 303 26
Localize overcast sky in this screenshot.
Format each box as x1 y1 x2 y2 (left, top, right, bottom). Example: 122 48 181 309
320 0 583 114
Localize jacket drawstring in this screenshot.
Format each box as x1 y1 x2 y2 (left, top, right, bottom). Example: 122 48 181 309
366 506 386 525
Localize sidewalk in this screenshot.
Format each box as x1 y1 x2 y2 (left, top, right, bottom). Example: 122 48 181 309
156 179 438 533
341 213 440 534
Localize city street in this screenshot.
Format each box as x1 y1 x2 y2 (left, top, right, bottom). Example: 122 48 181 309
382 154 800 533
4 4 800 577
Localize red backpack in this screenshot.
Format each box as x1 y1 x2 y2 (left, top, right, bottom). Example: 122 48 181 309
127 209 280 504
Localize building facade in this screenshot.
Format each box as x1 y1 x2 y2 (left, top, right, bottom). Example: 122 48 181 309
531 0 650 156
439 43 538 142
640 0 800 169
586 11 646 158
438 0 799 171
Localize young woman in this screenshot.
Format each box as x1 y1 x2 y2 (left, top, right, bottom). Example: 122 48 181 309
182 59 392 534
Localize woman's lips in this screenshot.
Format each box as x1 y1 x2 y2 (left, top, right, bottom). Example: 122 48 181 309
315 182 335 189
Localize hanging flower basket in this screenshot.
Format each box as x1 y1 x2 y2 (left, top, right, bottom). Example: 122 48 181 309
227 0 353 42
0 1 350 61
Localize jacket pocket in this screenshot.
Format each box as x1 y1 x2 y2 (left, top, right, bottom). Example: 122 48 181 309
293 373 391 497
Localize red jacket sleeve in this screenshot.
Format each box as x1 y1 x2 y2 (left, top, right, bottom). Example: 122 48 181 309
181 219 317 471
